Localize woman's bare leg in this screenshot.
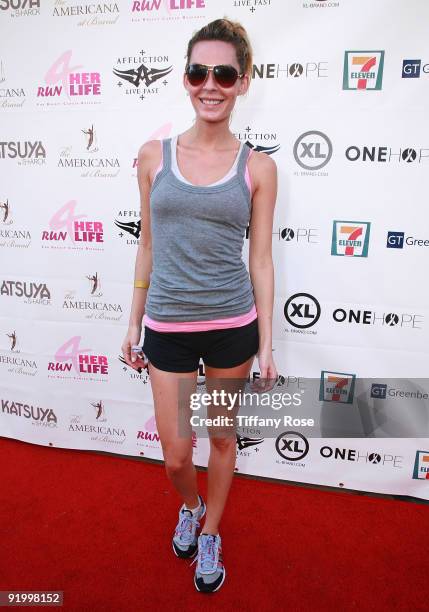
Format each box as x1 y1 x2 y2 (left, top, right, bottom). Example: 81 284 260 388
202 355 255 534
148 361 200 508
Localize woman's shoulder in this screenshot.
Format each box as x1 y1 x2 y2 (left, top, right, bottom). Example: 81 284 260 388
246 146 277 191
137 139 164 183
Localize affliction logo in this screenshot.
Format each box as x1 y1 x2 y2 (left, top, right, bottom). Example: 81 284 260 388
1 280 51 305
0 0 40 17
113 49 172 101
1 398 57 428
115 209 141 245
63 272 124 322
233 126 280 156
0 199 32 249
236 431 264 459
52 1 120 27
36 50 102 107
48 336 109 382
41 200 104 251
0 59 26 110
0 141 46 165
58 125 120 179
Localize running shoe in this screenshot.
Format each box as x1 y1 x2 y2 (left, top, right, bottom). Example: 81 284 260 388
192 533 226 593
172 494 206 558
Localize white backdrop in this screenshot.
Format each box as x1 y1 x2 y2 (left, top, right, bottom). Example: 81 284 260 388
1 0 428 500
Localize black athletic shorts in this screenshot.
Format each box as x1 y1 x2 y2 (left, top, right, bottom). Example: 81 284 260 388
142 318 259 373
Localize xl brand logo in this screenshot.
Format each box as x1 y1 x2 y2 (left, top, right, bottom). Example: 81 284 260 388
275 431 309 461
284 293 321 329
293 131 332 170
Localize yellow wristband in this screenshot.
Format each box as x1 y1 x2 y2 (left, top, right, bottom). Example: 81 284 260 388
134 280 150 289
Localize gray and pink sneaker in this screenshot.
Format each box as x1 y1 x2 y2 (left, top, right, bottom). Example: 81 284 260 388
192 533 226 593
172 495 206 559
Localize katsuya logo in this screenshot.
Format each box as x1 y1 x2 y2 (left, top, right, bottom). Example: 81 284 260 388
1 0 40 17
113 49 173 101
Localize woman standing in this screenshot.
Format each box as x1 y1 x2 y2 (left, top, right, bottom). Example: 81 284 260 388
122 18 278 593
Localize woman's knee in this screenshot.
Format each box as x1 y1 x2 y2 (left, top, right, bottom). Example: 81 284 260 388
209 435 236 453
163 447 193 475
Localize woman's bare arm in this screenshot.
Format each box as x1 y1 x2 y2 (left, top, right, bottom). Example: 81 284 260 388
128 140 160 328
248 152 278 353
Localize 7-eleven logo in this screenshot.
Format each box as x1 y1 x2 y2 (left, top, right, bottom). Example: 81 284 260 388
331 220 371 257
343 50 385 90
319 371 356 404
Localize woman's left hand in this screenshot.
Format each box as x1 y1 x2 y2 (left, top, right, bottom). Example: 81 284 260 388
254 346 278 392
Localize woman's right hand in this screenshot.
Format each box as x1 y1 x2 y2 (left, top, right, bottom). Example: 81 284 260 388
121 324 148 370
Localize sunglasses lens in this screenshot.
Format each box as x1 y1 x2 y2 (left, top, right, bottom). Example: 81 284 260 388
186 64 207 86
214 65 239 87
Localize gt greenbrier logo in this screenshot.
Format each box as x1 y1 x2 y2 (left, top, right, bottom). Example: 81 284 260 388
343 50 385 90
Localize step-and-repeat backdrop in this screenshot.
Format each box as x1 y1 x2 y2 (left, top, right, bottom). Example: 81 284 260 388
1 0 428 500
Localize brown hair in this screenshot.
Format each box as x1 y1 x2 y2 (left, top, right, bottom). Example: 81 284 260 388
185 17 253 89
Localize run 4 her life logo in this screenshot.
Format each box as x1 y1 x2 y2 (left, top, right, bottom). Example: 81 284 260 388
48 336 109 382
41 200 104 251
319 371 356 404
343 51 385 90
36 50 101 107
331 220 371 257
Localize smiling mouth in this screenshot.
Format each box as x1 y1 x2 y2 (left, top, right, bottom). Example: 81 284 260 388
199 98 224 106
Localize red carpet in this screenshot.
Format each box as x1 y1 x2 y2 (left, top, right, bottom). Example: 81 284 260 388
1 437 428 611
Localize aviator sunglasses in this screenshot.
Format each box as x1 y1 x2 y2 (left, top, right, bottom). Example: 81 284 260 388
185 63 244 88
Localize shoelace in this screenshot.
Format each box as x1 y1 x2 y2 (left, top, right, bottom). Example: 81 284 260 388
175 511 200 544
190 535 219 573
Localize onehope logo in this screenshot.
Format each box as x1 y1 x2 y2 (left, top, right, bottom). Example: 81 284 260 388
293 130 332 172
331 220 371 257
343 51 385 90
319 371 356 404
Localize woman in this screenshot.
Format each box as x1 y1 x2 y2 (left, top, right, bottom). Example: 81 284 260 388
121 18 278 593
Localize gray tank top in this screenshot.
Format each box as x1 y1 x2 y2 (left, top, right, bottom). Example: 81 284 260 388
144 137 255 322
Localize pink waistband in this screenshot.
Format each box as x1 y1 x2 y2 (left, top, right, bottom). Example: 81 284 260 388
143 304 257 332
